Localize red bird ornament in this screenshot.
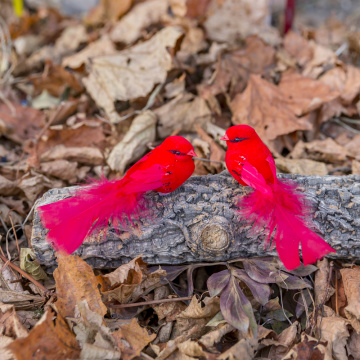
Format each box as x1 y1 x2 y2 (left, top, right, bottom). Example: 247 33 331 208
220 125 335 270
38 136 196 254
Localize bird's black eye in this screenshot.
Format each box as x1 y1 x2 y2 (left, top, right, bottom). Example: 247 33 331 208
169 150 183 155
230 137 249 143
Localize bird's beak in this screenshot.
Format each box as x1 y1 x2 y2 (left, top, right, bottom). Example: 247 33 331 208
220 134 229 141
187 149 197 157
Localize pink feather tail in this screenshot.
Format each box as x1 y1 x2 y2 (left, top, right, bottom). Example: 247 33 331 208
238 180 336 270
38 174 162 254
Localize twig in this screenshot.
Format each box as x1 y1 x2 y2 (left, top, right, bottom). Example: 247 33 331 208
335 270 339 316
0 253 51 295
9 215 20 257
107 296 193 309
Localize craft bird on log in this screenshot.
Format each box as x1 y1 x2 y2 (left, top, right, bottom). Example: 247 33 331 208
37 136 196 254
32 171 359 273
220 125 335 270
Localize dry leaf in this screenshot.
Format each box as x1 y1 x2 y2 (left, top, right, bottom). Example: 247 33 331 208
99 256 166 304
84 0 133 25
30 60 83 97
177 340 206 357
73 300 120 360
18 174 53 202
282 333 332 360
204 0 277 45
0 175 18 196
0 302 28 360
347 331 360 360
199 323 234 348
62 35 116 69
231 74 311 142
283 31 313 67
352 160 360 175
278 73 340 116
40 160 78 181
199 35 275 100
84 26 183 123
107 110 156 173
340 267 360 332
0 290 44 311
0 103 46 143
110 0 169 44
54 254 107 318
290 139 348 163
113 318 156 360
153 299 187 322
317 316 350 360
8 309 81 360
155 93 212 138
315 258 335 307
20 248 48 281
217 338 258 360
40 145 103 165
275 158 328 176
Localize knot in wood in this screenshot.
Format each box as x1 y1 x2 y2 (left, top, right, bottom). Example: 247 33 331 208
201 224 229 251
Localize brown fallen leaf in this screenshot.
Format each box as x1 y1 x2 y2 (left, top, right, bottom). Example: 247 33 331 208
0 302 28 360
340 267 360 333
107 110 156 173
62 35 116 69
110 0 169 44
204 0 279 46
217 338 259 360
315 258 335 307
84 26 183 123
278 73 340 116
54 254 107 318
0 103 46 143
199 35 275 100
29 60 83 97
113 318 156 360
153 297 187 323
18 173 54 202
230 74 311 143
199 323 234 349
174 296 220 338
98 256 166 305
282 333 331 360
343 134 360 159
40 160 78 181
8 309 81 360
275 157 328 176
155 93 212 138
0 175 18 197
40 145 103 166
289 139 348 163
177 339 206 358
84 0 133 25
283 31 313 67
347 331 360 360
316 316 350 360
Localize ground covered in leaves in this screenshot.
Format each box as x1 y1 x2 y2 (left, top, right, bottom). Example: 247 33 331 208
1 0 360 359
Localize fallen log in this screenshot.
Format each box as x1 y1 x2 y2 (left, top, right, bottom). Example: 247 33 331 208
31 172 360 273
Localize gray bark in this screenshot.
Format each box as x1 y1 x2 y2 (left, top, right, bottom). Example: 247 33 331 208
31 172 360 273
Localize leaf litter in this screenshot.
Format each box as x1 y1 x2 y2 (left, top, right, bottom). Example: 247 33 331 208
1 0 360 358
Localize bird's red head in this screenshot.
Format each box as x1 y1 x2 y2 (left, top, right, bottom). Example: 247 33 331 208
220 125 257 147
160 136 197 160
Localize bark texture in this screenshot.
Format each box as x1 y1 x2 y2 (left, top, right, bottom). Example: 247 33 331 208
31 172 360 273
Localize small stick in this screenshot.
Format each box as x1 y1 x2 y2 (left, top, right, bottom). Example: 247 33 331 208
107 296 193 309
9 215 20 257
335 271 339 316
0 253 50 295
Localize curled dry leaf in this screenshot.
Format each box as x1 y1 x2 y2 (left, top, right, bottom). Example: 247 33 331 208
315 258 335 307
0 175 18 196
290 139 348 164
282 333 331 360
177 340 206 358
340 267 360 332
40 160 78 181
155 93 212 138
84 26 183 123
73 300 120 360
110 0 169 44
0 302 28 360
98 256 166 305
347 331 360 360
275 157 328 176
54 254 107 318
8 309 81 360
20 248 48 281
317 316 350 360
217 338 259 360
113 318 156 360
231 75 311 143
283 31 313 67
107 110 157 173
18 173 53 202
